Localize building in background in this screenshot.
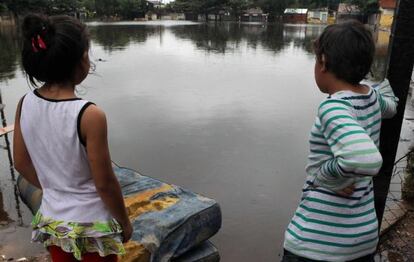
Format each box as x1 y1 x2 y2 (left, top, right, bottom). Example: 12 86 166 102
146 0 163 9
379 0 397 30
307 8 328 24
241 8 268 23
283 8 308 23
336 3 363 23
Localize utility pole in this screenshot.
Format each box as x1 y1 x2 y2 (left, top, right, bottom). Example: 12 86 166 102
374 0 414 229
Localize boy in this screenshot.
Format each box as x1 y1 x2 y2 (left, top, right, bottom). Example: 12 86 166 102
282 21 398 262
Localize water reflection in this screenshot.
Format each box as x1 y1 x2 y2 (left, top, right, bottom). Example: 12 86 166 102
90 25 159 52
0 26 20 83
90 23 325 55
0 22 388 83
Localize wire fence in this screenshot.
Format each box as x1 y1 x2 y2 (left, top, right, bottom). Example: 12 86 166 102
377 142 414 260
381 150 412 231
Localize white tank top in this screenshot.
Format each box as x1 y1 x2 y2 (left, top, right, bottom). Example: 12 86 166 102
20 90 112 222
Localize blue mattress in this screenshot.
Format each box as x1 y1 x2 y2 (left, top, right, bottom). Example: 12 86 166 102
17 164 221 261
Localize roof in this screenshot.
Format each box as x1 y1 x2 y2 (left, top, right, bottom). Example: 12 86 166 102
308 8 328 12
337 3 360 14
379 0 397 9
244 8 264 15
146 0 162 5
284 8 308 14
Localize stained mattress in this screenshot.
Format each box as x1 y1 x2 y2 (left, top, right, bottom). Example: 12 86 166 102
17 164 221 262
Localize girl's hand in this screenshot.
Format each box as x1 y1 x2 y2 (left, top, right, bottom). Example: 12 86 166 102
121 221 133 243
336 184 355 197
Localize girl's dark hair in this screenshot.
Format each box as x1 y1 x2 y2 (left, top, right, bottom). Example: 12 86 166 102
22 14 90 86
313 20 375 85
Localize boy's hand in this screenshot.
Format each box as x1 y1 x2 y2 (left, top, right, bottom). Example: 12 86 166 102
335 184 355 197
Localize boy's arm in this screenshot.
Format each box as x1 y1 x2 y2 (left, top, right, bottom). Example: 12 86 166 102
373 79 398 119
13 97 42 189
82 105 132 243
312 99 383 191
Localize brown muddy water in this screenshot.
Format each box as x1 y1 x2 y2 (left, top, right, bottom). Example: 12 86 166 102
0 21 390 261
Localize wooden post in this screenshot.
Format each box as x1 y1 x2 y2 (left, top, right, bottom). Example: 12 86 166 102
0 90 23 225
374 0 414 228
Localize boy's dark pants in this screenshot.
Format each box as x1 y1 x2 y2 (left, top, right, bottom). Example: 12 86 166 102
282 249 375 262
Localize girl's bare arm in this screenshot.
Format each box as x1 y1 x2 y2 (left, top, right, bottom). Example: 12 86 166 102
13 97 42 189
81 105 132 242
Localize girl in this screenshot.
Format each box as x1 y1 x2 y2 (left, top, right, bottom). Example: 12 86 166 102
13 14 132 261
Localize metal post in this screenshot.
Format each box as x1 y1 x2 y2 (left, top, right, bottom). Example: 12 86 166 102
374 0 414 229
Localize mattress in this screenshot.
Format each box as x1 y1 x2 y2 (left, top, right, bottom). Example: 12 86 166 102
17 164 221 262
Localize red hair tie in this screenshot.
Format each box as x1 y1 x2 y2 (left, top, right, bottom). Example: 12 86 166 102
37 35 47 50
31 34 47 53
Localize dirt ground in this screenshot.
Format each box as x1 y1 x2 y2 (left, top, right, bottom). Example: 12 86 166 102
0 254 49 262
378 203 414 262
2 208 412 262
4 212 413 262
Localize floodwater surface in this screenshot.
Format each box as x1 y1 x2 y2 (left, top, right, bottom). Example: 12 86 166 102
0 21 389 261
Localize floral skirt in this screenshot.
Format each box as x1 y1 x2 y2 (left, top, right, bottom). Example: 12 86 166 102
32 211 125 260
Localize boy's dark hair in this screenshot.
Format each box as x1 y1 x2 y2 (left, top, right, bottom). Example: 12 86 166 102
22 14 90 86
313 20 375 85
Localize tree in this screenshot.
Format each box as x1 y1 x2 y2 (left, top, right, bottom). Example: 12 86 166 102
295 0 326 9
3 0 81 16
94 0 120 16
0 2 8 13
226 0 252 18
4 0 49 16
46 0 81 14
170 0 202 13
79 0 95 12
255 0 292 18
344 0 379 14
118 0 149 19
171 0 228 20
200 0 228 15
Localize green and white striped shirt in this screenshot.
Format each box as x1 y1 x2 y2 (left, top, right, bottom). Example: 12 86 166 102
284 80 398 261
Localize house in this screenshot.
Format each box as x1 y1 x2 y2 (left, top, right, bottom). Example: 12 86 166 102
379 0 397 29
241 8 268 22
146 0 163 9
337 3 364 22
336 3 363 23
160 13 185 20
283 8 308 24
145 11 158 20
307 8 328 24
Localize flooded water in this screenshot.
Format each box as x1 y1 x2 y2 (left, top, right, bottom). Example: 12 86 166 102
0 21 390 261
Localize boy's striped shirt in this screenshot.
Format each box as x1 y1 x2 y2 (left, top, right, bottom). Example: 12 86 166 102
284 80 398 261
